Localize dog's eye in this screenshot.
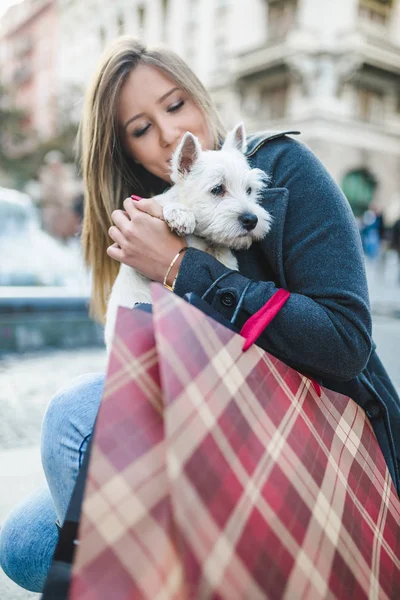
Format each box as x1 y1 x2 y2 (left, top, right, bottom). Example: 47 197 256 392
210 184 226 196
246 186 252 195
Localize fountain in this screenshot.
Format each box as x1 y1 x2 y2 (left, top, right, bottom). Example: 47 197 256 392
0 187 104 353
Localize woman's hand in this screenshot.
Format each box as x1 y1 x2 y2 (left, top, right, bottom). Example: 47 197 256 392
107 197 186 283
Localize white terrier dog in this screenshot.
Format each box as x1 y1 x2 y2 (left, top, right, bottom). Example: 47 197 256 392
104 122 272 351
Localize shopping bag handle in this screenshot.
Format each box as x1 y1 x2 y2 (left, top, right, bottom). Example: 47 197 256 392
201 276 321 396
240 288 290 351
239 289 321 397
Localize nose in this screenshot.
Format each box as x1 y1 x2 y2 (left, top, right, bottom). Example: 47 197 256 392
159 122 180 148
239 213 258 231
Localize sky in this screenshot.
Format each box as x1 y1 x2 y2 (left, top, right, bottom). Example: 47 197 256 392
0 0 24 20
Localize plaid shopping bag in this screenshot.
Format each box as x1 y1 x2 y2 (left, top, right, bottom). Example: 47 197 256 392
70 284 400 600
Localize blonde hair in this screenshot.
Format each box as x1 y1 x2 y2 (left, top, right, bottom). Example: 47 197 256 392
79 35 226 321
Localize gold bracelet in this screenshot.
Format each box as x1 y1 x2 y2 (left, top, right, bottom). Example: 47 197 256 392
163 247 189 291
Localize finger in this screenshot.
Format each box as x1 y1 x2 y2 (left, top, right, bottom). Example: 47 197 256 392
123 197 140 221
107 243 125 262
126 196 164 220
108 225 126 247
136 198 164 220
111 209 132 234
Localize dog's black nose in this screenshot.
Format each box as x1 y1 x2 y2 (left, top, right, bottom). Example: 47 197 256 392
239 213 258 231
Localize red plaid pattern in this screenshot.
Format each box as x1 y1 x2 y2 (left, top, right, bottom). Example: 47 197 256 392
70 284 400 599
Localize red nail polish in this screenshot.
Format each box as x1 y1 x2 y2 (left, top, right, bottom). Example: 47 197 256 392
131 194 142 201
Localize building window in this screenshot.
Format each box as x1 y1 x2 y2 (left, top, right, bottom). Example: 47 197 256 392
99 26 106 49
216 0 230 12
355 86 384 123
215 37 227 70
161 0 169 16
267 0 298 41
137 4 146 35
261 84 288 120
213 0 230 73
14 37 34 60
161 0 169 41
358 0 393 25
342 169 377 217
117 13 125 35
186 0 200 66
13 64 33 86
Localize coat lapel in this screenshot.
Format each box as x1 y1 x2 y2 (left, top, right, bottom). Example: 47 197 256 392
235 130 296 288
257 186 290 288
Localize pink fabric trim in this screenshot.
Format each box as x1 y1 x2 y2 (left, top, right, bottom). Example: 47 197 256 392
240 289 290 352
239 288 322 397
312 381 322 397
300 375 322 398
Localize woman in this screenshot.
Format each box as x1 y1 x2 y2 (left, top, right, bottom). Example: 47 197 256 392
1 35 399 593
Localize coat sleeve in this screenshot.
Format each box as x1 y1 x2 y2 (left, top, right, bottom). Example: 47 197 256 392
173 137 372 382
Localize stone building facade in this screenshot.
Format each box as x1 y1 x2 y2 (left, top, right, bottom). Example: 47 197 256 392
54 0 400 217
220 0 400 218
0 0 58 145
1 0 400 218
0 0 81 238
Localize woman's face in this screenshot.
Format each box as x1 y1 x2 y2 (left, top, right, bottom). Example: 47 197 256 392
118 64 214 183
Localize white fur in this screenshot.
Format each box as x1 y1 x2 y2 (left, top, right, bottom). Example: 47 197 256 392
104 122 272 351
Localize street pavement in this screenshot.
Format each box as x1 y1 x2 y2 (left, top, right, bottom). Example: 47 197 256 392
365 250 400 318
0 447 45 599
0 256 399 598
0 348 107 599
366 250 400 392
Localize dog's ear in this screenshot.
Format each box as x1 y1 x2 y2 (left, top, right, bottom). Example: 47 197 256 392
172 132 202 179
222 122 247 154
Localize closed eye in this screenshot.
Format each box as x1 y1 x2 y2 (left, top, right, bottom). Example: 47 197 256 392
132 125 150 138
167 100 184 113
210 184 226 196
131 100 185 138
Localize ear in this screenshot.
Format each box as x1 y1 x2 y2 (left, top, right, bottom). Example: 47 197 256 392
172 132 202 178
222 122 247 153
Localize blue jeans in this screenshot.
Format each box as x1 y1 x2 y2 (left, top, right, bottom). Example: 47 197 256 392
0 372 105 593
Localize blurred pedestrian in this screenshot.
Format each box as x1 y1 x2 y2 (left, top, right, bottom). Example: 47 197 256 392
72 192 84 236
391 217 400 283
1 35 400 593
360 209 380 260
375 209 388 271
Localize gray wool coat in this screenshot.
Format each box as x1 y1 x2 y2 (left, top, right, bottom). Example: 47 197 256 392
173 131 400 493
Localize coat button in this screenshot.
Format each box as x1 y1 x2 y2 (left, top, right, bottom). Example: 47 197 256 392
221 292 235 307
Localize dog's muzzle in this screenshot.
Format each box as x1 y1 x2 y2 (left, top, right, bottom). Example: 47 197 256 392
239 213 258 231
